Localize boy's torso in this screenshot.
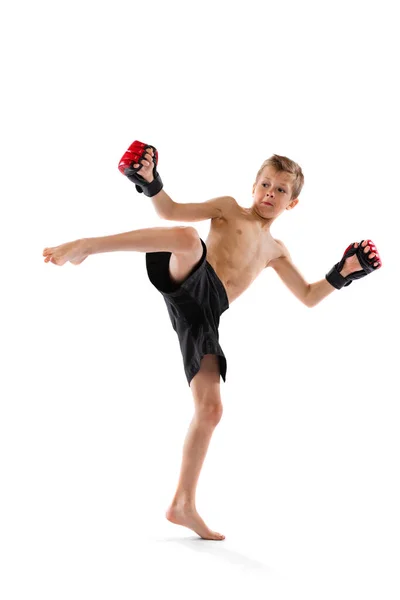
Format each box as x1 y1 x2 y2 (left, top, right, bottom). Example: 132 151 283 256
204 199 282 304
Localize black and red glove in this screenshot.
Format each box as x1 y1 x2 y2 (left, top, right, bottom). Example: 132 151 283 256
118 140 163 197
325 239 382 290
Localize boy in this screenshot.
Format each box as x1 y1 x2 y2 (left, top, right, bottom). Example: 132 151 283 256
43 141 381 541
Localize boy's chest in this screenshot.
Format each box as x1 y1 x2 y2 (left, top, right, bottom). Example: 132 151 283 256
209 214 281 267
205 216 282 303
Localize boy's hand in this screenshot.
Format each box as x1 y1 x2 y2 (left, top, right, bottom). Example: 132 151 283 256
132 148 155 183
326 238 382 290
118 140 163 197
342 240 381 275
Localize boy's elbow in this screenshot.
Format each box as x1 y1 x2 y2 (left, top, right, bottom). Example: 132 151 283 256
305 284 314 308
305 296 315 308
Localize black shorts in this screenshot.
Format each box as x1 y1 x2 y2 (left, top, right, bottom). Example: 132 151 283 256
145 238 230 386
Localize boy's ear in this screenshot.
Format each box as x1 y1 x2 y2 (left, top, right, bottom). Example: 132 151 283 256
288 198 299 209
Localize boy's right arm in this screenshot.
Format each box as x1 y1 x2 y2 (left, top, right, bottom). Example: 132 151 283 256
164 195 237 222
118 141 236 222
149 189 176 219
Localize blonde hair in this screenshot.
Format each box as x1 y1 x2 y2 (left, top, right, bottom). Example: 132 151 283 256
255 154 304 201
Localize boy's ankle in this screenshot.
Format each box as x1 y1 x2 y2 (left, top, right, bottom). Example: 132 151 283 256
81 238 94 256
171 494 195 508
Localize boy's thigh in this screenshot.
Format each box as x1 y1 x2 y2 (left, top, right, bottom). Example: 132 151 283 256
169 231 203 286
190 354 221 404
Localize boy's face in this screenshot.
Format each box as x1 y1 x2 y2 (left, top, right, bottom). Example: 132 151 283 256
251 166 298 223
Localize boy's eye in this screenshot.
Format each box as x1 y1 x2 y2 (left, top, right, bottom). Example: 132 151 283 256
262 183 285 193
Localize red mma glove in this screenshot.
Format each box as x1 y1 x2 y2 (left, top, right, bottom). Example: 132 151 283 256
118 140 163 197
326 239 382 290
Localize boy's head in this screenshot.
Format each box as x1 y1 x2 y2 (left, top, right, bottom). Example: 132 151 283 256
251 154 304 225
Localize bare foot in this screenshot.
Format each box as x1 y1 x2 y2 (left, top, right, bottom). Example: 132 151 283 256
43 239 89 266
166 502 225 541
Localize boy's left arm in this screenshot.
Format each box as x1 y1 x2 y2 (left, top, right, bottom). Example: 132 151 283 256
270 239 382 308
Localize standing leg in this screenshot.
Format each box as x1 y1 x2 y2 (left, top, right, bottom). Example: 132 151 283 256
166 354 225 540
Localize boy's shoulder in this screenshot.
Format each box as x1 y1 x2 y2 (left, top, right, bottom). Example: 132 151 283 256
274 239 290 259
267 238 291 269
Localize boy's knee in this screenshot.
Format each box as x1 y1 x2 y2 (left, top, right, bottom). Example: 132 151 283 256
183 226 200 248
197 400 223 426
172 226 199 252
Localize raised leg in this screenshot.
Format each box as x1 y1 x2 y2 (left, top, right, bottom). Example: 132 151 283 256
43 225 201 267
166 354 225 540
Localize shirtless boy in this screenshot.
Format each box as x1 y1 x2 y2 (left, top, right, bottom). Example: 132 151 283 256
43 140 382 541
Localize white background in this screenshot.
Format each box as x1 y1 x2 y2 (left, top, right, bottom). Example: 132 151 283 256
1 1 399 598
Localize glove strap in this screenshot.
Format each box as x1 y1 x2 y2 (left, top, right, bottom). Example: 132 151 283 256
325 265 353 290
126 171 164 197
